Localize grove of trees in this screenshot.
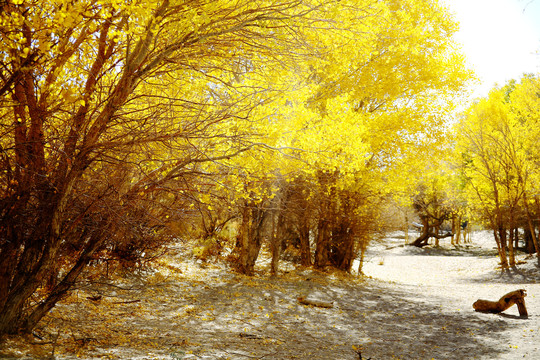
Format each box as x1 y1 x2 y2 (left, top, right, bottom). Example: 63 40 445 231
455 75 540 269
2 0 538 338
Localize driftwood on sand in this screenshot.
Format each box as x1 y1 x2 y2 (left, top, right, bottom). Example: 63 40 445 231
473 289 528 318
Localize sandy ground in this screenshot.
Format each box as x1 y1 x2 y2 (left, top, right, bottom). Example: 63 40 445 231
1 231 539 360
361 231 540 359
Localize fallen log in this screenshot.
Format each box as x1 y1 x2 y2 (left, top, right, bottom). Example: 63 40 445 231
473 289 528 318
297 296 333 308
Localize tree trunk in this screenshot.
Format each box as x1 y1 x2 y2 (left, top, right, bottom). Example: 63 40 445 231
0 240 19 313
314 219 329 268
524 227 535 254
339 232 355 272
455 215 463 246
237 203 267 276
494 226 509 269
410 216 453 247
404 214 409 244
22 231 106 332
411 216 430 247
507 227 516 268
357 237 367 274
463 222 470 243
451 215 456 245
434 223 441 247
270 212 281 276
507 209 516 267
331 224 354 272
0 201 64 334
298 223 311 266
508 230 516 267
411 230 453 247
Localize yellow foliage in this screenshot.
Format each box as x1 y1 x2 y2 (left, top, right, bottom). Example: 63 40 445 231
1 0 472 333
455 75 540 230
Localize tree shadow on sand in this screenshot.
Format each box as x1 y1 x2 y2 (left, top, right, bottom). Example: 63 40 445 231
468 265 540 285
119 271 522 360
19 269 522 360
390 243 499 258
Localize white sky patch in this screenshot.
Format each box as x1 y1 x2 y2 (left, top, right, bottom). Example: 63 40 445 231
444 0 540 99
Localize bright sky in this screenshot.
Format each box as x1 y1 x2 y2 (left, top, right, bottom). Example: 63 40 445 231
444 0 540 99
